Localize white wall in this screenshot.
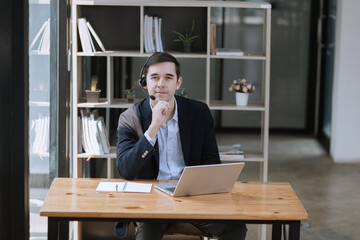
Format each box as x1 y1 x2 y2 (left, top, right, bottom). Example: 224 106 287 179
331 0 360 162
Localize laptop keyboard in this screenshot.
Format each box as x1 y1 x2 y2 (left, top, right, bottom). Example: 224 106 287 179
155 183 177 194
165 187 176 193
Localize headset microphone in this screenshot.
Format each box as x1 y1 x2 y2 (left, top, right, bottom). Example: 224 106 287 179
138 85 156 101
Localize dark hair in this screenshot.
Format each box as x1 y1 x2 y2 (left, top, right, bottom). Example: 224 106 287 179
143 52 181 79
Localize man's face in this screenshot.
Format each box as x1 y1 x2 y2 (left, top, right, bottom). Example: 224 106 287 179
145 62 182 103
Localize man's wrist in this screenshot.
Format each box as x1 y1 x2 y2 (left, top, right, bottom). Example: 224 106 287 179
144 131 157 146
147 123 160 139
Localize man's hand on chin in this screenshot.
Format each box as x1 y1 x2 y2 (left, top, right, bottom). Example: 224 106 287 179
148 100 171 138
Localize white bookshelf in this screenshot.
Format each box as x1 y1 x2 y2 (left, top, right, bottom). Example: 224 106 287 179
72 1 271 239
72 0 271 179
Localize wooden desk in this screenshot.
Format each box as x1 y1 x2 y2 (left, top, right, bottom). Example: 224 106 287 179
40 178 308 240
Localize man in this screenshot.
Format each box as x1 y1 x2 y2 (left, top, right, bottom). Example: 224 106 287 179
115 52 247 239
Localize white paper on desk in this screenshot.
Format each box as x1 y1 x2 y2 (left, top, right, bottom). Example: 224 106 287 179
96 182 152 193
124 182 152 193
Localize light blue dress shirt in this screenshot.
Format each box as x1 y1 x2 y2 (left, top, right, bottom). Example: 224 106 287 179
144 99 185 180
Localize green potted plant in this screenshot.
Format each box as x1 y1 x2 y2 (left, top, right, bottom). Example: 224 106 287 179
228 78 255 106
125 87 135 103
85 75 101 103
173 20 200 53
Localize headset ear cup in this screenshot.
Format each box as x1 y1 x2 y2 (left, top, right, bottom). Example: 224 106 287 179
140 77 146 87
139 52 157 87
138 77 146 87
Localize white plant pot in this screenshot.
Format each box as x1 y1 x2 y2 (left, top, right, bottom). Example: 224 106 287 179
85 89 101 103
236 92 249 106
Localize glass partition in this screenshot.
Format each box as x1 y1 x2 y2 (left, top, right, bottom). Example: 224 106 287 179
29 0 51 238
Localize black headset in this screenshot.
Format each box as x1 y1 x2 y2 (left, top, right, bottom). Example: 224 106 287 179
138 52 159 87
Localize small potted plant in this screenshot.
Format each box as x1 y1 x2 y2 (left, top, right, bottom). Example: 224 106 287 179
85 75 101 103
173 20 200 53
176 88 188 97
229 78 255 106
125 87 135 103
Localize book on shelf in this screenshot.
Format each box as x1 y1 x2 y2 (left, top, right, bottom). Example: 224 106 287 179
96 116 110 154
80 110 90 153
215 48 244 56
149 16 155 52
154 17 161 52
218 144 244 159
88 114 102 154
158 18 164 52
77 116 83 153
144 15 150 52
210 23 216 55
77 18 106 53
30 18 50 53
79 109 110 155
78 18 91 53
144 15 163 53
79 110 88 153
86 21 106 52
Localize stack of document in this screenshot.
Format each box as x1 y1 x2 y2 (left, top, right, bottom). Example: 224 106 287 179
218 143 244 159
215 48 244 56
144 15 163 53
78 18 106 53
79 109 110 155
96 181 152 193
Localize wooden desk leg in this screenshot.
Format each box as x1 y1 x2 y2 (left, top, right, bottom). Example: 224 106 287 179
271 223 282 240
289 221 300 240
48 217 59 240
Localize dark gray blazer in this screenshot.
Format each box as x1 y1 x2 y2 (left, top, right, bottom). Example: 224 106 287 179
116 95 220 180
114 95 220 238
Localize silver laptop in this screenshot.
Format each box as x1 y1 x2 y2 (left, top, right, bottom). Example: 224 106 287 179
155 162 245 197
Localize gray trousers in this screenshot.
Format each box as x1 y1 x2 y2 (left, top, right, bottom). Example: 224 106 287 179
135 222 247 240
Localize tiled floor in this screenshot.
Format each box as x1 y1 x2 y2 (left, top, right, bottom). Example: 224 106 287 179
30 188 48 240
30 134 360 239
